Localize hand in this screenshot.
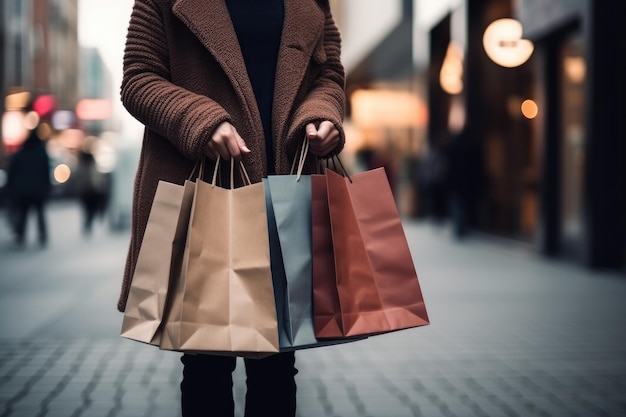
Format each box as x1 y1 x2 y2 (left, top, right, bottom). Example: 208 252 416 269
204 121 251 160
306 120 340 157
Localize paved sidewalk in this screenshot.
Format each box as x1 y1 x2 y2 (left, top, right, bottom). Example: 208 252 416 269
0 200 625 417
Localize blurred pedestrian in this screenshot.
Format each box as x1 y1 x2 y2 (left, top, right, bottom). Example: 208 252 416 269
74 145 108 236
418 145 448 223
444 127 486 239
6 124 52 247
118 1 346 417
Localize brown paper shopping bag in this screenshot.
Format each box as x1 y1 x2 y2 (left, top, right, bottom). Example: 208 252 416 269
161 159 280 356
120 179 195 345
322 162 430 338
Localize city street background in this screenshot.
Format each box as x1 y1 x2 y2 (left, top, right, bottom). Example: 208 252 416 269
0 201 625 417
1 1 625 416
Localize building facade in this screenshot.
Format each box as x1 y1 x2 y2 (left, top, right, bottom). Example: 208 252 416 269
334 0 625 271
1 0 80 161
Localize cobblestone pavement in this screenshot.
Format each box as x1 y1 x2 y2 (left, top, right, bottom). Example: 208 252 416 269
1 200 625 417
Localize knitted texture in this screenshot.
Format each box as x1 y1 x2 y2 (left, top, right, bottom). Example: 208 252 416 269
117 0 345 312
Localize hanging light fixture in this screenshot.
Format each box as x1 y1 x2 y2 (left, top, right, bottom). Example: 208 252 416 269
440 41 464 95
483 18 534 68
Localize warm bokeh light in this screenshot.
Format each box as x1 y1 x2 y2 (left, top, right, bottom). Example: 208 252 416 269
564 56 586 83
483 18 534 68
2 111 28 146
350 88 428 129
440 41 464 95
5 91 31 110
56 128 86 149
75 98 113 120
521 99 539 119
53 164 72 184
37 121 54 140
23 111 41 130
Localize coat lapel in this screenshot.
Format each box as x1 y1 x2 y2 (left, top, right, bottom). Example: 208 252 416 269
172 0 261 130
273 0 325 142
172 0 325 144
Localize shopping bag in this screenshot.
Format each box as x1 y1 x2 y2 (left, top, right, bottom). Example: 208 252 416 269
266 143 365 350
310 170 343 338
265 141 315 350
264 175 316 350
321 160 429 337
120 178 195 345
160 159 280 356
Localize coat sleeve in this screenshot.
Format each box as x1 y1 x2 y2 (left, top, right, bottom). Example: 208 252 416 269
288 6 346 157
120 0 231 160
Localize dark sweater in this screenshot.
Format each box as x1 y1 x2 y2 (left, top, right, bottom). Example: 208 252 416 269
226 0 284 174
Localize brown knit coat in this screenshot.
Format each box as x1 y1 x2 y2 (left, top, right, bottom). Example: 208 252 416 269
117 0 346 312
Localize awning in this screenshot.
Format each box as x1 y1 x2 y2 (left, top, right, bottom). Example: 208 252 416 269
346 18 413 88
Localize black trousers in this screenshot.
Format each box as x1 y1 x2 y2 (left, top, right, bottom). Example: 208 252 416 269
13 197 47 245
79 191 102 234
180 351 297 417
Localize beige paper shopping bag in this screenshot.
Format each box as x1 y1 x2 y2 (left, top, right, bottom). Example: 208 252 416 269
121 179 195 345
161 160 279 356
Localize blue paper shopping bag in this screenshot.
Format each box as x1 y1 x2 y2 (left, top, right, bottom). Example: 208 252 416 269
264 141 366 350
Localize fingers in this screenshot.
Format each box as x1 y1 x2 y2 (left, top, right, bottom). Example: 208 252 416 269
315 120 335 139
214 123 238 160
204 122 250 161
307 121 340 157
237 136 251 154
205 120 339 161
225 129 242 161
306 123 319 139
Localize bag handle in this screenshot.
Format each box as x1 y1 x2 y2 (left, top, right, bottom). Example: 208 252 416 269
210 157 251 189
289 135 310 181
328 154 352 183
238 161 252 185
289 135 350 181
315 155 339 175
188 161 202 181
211 158 220 186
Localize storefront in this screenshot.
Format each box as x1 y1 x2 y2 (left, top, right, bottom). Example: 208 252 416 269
519 0 625 269
416 0 625 269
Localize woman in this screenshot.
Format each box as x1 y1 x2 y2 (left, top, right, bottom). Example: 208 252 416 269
6 124 51 247
118 0 346 416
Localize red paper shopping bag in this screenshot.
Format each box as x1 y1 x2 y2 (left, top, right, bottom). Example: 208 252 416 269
311 173 344 338
321 165 429 337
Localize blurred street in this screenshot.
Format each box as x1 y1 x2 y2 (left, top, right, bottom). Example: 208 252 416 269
0 200 625 417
